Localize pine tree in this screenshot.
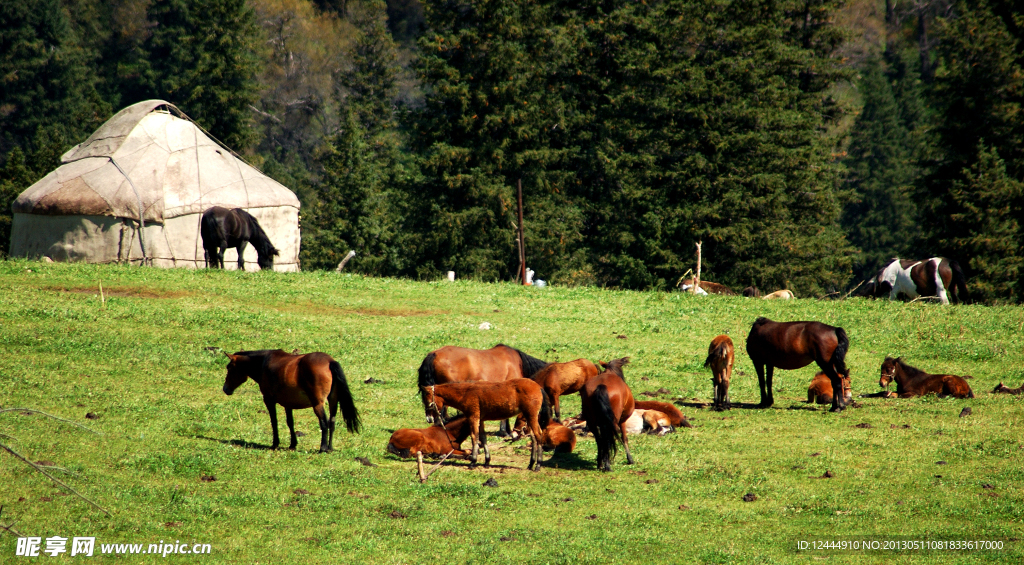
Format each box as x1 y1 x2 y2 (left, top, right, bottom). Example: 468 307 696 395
921 0 1024 302
117 0 263 150
841 55 922 281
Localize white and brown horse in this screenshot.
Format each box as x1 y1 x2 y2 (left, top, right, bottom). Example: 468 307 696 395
863 258 969 304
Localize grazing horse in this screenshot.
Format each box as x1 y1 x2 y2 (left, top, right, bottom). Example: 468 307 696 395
705 335 735 410
201 206 280 271
423 380 550 470
417 344 549 433
879 357 974 398
386 416 473 459
529 358 601 421
746 318 850 412
221 350 360 452
580 357 636 472
992 381 1024 395
869 258 970 304
807 370 852 405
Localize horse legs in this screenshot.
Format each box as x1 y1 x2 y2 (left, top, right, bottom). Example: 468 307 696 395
265 399 281 449
468 416 481 467
216 247 226 269
285 407 299 450
480 421 492 466
766 366 775 406
527 413 543 471
327 399 338 452
755 363 773 408
619 421 635 465
237 242 248 270
312 403 331 453
711 380 720 410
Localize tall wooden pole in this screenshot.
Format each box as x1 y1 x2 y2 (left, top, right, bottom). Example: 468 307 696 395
694 241 702 294
517 178 526 284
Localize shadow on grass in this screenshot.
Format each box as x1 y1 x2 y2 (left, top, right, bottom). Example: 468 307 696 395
675 400 766 410
194 435 273 450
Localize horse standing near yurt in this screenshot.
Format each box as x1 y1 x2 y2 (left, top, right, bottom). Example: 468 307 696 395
866 257 970 304
201 206 280 270
417 344 549 433
746 318 850 412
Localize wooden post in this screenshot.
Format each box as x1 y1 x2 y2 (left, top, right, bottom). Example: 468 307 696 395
694 241 702 294
517 178 526 285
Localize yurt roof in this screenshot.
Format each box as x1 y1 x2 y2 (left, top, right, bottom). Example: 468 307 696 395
13 100 299 223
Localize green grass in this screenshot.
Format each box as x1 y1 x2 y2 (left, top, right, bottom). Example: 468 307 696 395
1 260 1022 563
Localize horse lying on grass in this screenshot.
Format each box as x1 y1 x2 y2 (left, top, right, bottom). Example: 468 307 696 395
387 416 473 460
807 370 852 406
879 357 973 398
992 382 1024 395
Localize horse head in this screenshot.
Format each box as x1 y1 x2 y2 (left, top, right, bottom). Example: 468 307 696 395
420 386 446 424
601 357 630 378
222 352 254 395
879 357 899 388
839 369 853 404
257 246 279 271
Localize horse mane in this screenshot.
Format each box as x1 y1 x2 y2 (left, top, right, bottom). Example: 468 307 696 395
603 357 630 379
894 357 927 378
511 347 550 378
239 209 279 258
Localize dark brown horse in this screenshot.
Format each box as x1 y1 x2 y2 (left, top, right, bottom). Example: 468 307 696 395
807 370 852 405
861 257 970 304
992 381 1024 395
705 335 735 410
746 318 850 412
879 357 974 398
423 380 550 470
530 358 601 421
580 357 635 472
201 206 279 271
417 344 548 432
222 350 360 452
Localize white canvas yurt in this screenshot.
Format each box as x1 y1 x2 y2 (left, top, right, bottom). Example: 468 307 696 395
9 100 300 271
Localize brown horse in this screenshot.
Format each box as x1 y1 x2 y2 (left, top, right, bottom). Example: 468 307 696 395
680 278 737 295
580 357 636 472
807 370 852 405
879 357 974 398
423 380 550 470
705 335 735 410
530 358 601 421
633 400 687 428
992 381 1024 395
746 318 850 412
222 350 360 452
386 416 473 459
417 345 549 432
863 257 970 304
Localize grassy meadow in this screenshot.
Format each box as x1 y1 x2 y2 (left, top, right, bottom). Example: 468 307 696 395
1 259 1023 563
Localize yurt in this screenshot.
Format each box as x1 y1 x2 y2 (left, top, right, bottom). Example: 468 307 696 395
9 100 300 271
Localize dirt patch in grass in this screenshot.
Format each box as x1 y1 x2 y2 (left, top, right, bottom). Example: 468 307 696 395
272 300 454 318
51 285 194 299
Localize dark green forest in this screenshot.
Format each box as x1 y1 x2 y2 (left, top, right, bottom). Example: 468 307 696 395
1 0 1021 302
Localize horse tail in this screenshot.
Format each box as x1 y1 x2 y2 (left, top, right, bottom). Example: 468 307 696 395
329 360 361 433
948 259 970 304
539 389 553 430
832 327 850 374
417 352 438 413
514 348 550 379
704 340 728 369
589 385 619 465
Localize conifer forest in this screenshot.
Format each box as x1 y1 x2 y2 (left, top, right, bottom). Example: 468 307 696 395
1 0 1021 303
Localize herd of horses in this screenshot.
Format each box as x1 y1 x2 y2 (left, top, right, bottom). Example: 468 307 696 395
209 249 980 475
219 313 981 476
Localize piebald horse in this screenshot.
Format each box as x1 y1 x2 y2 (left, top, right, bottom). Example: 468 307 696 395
869 257 969 304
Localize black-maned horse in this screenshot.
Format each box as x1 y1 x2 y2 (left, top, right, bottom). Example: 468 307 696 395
416 344 549 434
201 206 279 271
